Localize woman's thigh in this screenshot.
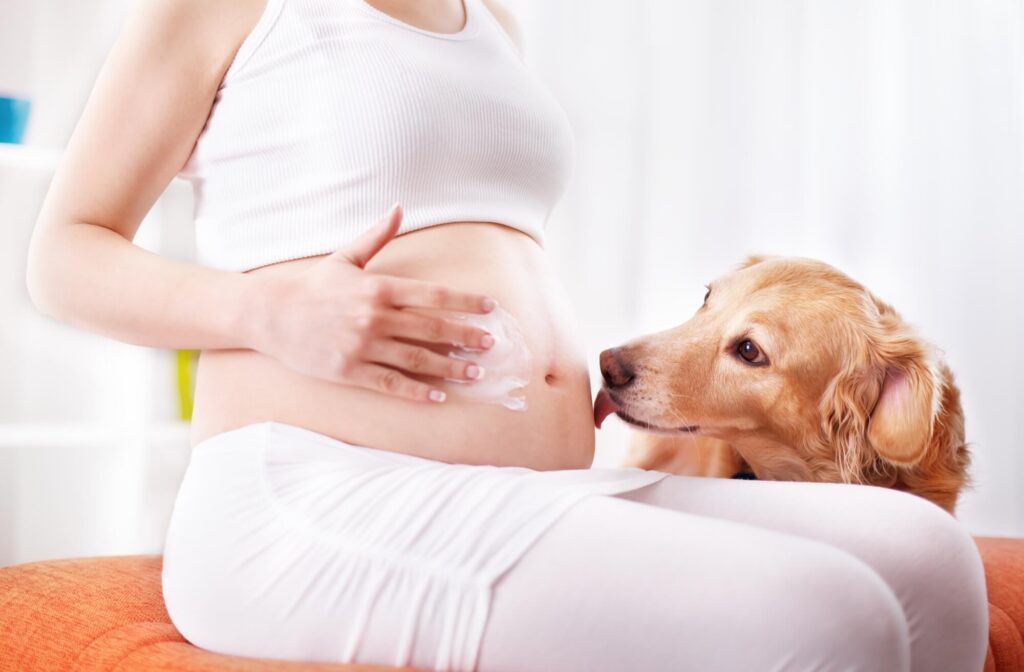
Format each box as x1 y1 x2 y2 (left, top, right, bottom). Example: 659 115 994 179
477 493 910 672
615 476 989 672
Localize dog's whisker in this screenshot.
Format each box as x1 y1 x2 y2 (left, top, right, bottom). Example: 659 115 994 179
662 405 699 430
660 389 703 402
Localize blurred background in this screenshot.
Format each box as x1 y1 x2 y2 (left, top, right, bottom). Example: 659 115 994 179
0 0 1021 568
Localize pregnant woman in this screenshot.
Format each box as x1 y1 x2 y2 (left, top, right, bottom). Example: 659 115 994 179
27 0 988 670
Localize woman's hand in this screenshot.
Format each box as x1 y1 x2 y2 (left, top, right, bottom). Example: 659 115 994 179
249 205 496 403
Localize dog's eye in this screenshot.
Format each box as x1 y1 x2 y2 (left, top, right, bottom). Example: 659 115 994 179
703 286 711 304
736 340 767 366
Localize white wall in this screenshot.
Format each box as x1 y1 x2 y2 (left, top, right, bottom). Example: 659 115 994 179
0 0 132 144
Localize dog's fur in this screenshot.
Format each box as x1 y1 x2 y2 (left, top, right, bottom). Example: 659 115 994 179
603 255 970 513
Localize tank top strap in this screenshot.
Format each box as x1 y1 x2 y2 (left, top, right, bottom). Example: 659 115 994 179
466 0 524 57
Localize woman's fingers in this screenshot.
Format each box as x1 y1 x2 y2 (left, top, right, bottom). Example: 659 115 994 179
365 340 482 382
386 276 496 314
350 362 447 403
381 309 494 349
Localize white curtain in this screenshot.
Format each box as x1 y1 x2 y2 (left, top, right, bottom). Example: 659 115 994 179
511 0 1024 536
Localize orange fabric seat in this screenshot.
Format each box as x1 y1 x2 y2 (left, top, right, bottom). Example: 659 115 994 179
981 537 1024 672
1 538 1021 671
0 555 424 672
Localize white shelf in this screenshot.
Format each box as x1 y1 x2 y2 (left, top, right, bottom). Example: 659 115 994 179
0 143 62 174
0 420 191 449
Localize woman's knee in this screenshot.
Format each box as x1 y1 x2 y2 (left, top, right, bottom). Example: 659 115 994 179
478 495 911 671
841 488 986 606
620 477 986 670
757 541 911 672
851 488 989 668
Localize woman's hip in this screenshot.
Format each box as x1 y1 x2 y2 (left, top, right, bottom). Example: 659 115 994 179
160 420 667 669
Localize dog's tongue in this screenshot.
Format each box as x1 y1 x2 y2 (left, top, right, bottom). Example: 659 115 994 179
593 389 620 429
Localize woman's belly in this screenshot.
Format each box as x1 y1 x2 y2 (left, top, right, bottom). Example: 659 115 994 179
189 222 597 470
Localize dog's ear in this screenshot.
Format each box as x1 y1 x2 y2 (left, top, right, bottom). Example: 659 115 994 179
866 357 939 465
821 314 940 481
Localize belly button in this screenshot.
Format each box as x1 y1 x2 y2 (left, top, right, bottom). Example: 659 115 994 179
544 373 557 386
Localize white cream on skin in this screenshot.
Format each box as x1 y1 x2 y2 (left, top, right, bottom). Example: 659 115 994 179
442 305 531 411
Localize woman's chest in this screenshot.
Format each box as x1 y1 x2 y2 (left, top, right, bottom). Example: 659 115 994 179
194 32 575 187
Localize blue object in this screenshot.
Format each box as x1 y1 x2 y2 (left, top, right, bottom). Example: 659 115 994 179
0 95 31 144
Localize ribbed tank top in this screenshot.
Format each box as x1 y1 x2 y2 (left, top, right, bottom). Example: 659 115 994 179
179 0 576 272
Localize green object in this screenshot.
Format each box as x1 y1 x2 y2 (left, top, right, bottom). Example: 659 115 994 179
175 349 198 421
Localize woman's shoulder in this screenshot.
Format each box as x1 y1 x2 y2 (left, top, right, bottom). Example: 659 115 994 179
127 0 268 74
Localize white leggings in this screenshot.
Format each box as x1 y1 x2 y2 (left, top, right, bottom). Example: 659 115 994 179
162 422 988 672
480 477 989 672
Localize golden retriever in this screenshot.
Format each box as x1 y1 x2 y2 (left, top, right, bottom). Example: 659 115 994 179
594 255 970 513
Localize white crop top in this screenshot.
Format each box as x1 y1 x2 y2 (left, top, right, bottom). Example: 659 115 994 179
179 0 576 272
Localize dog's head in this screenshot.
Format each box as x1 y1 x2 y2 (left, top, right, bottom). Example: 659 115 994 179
596 255 969 511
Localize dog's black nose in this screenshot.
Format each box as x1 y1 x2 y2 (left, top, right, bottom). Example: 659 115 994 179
599 347 635 388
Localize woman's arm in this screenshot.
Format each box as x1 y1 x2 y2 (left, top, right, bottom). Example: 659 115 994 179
25 0 497 402
26 0 266 350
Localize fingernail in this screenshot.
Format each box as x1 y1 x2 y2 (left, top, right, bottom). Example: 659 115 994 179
480 334 495 349
428 389 446 402
481 297 497 312
466 364 485 380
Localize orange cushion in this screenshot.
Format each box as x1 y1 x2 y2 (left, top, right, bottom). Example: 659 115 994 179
0 555 423 671
977 537 1024 672
1 540 1022 671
